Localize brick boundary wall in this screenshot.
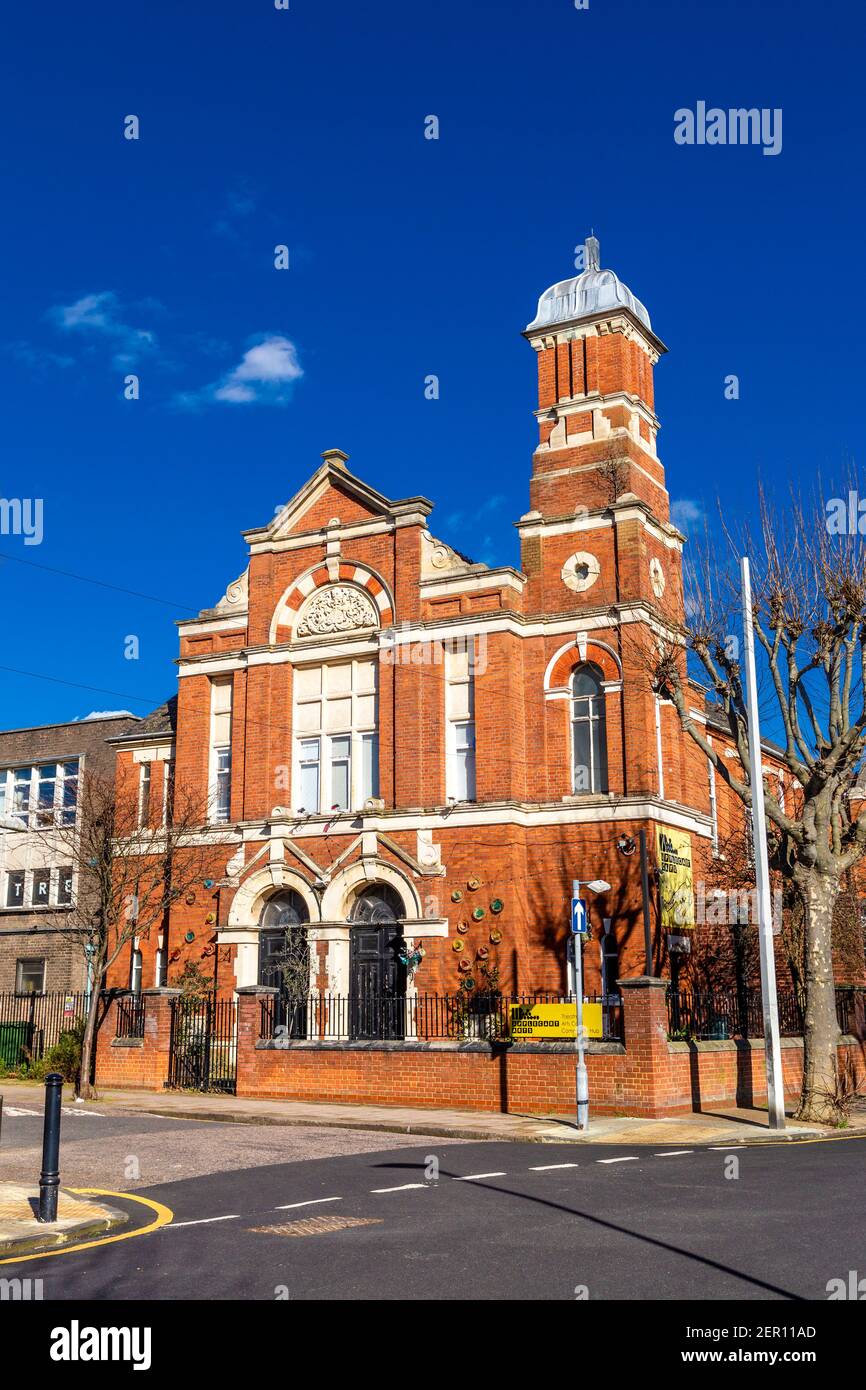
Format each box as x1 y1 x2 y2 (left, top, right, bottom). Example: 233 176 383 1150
94 980 866 1118
94 987 179 1091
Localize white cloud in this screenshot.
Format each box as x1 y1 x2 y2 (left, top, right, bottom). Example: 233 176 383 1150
205 335 303 406
671 498 705 535
48 291 156 367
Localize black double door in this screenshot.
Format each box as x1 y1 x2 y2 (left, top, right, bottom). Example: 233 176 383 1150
350 923 407 1040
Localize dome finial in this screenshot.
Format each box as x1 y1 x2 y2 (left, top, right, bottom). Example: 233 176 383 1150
585 233 600 271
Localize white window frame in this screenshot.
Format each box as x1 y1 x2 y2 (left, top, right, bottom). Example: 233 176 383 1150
571 666 608 795
162 760 174 827
1 760 79 830
707 736 719 855
445 640 477 802
208 680 234 825
138 762 152 828
293 660 379 814
5 869 26 909
214 747 232 824
57 865 74 907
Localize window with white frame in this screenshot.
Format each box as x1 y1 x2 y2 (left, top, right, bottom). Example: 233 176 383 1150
138 763 152 828
59 761 78 825
130 943 143 995
162 760 174 826
36 766 56 827
707 738 719 855
31 869 51 907
0 760 78 828
57 866 74 906
5 870 24 908
571 664 608 794
209 680 233 823
445 640 476 802
12 768 31 817
293 660 378 813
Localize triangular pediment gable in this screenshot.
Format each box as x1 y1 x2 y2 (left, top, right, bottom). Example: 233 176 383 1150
243 450 432 545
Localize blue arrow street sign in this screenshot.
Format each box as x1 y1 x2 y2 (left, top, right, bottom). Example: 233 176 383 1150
571 897 589 935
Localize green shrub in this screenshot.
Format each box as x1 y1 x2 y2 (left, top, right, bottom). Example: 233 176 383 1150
45 1020 85 1084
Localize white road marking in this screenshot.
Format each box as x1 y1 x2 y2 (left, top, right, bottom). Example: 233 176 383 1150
166 1214 240 1229
529 1163 580 1171
452 1172 507 1181
275 1197 343 1210
370 1183 427 1193
709 1145 747 1151
2 1107 39 1116
62 1108 103 1117
596 1157 639 1164
654 1150 693 1157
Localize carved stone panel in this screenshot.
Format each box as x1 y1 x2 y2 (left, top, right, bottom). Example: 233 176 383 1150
296 585 378 636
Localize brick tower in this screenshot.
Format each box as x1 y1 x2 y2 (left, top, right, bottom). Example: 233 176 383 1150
519 235 682 625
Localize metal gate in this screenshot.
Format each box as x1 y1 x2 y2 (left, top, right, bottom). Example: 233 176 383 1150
167 998 237 1094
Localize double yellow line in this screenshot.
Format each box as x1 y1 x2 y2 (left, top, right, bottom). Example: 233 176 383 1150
0 1188 174 1265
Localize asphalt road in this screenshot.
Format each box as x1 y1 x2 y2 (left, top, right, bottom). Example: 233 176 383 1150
0 1098 436 1189
3 1131 865 1301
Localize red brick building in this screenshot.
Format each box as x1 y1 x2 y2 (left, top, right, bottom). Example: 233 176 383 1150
107 237 777 1016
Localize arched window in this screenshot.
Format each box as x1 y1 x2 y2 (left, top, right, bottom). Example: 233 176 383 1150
350 883 405 924
571 664 608 793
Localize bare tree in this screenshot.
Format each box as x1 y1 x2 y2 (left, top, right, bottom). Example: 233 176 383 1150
652 485 866 1122
53 765 212 1099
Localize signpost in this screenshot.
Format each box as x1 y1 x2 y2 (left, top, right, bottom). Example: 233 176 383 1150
570 877 610 1131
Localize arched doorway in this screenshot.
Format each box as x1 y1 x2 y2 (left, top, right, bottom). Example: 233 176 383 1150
259 890 310 1037
350 883 407 1040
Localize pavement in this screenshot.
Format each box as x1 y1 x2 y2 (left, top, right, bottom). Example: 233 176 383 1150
3 1077 864 1148
0 1183 127 1256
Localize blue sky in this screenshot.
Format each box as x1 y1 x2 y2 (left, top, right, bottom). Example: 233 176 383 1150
0 0 861 729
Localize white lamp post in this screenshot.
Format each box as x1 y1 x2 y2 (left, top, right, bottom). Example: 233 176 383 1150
572 877 611 1131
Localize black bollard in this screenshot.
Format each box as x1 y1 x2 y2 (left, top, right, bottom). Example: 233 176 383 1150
37 1073 63 1223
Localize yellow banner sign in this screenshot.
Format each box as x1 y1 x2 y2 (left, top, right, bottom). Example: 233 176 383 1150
509 1002 603 1040
656 827 695 930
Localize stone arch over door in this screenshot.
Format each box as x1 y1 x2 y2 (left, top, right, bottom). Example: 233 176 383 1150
319 860 421 1004
320 859 421 923
225 866 320 991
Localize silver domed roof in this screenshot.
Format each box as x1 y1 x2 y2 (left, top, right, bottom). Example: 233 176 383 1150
527 236 651 333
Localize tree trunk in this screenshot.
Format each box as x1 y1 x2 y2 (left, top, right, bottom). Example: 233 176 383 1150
77 982 103 1101
795 872 841 1123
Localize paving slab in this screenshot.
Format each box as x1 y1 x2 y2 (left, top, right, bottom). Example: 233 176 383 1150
0 1184 128 1256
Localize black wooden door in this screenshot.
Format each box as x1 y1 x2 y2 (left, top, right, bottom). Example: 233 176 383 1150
259 928 308 1038
350 924 406 1039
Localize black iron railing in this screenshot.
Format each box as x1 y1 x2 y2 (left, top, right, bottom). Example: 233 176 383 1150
167 998 238 1093
115 995 146 1039
259 992 624 1044
0 990 87 1067
666 987 864 1040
